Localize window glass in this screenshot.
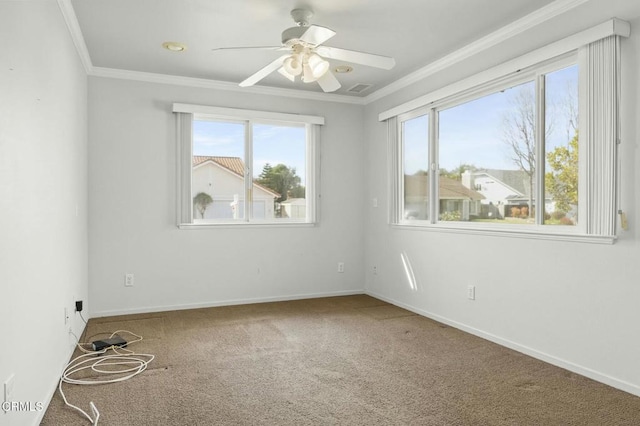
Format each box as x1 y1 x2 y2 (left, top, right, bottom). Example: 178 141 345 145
192 120 245 221
402 114 429 220
438 80 537 223
252 123 306 220
544 65 579 226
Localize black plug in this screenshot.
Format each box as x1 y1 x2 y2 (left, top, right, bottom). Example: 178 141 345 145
75 300 83 312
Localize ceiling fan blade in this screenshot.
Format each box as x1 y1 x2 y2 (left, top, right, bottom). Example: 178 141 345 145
316 70 341 93
240 55 290 87
300 25 336 46
212 46 285 52
316 46 396 70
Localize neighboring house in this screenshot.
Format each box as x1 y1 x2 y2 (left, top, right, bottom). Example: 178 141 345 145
192 156 280 220
404 174 484 220
461 169 556 218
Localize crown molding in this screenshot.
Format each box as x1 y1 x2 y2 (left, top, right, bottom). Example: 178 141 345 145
90 67 366 105
363 0 591 104
57 0 93 74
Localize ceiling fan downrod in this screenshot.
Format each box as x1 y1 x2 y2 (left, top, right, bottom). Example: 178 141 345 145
290 9 313 27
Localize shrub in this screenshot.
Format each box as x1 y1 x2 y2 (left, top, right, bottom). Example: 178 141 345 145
440 210 461 221
520 206 529 218
551 210 566 220
510 207 521 218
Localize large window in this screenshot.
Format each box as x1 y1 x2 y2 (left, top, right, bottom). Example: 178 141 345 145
386 29 623 243
428 64 579 227
175 104 322 227
399 60 579 229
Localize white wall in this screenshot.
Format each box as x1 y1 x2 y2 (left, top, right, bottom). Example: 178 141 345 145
88 78 365 316
0 2 88 425
363 0 640 396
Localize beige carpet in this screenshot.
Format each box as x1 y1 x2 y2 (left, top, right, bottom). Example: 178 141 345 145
42 295 640 425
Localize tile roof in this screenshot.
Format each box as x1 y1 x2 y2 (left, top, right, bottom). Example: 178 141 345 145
404 174 484 201
193 156 245 176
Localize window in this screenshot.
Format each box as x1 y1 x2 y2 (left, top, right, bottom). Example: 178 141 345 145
385 27 625 243
174 104 323 227
402 112 429 221
431 64 579 226
399 59 579 229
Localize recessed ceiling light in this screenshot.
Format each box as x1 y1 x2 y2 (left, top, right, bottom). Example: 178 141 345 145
162 42 187 52
334 65 353 74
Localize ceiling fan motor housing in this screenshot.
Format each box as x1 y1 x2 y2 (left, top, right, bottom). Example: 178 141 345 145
282 9 314 46
282 26 308 47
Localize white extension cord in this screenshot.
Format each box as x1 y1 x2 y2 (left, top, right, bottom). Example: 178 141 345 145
59 330 155 425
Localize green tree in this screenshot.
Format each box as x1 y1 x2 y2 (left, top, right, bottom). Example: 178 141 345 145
256 163 304 203
545 132 578 214
193 192 213 219
440 163 479 180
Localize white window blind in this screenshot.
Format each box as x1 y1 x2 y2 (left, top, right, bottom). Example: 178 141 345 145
580 35 620 236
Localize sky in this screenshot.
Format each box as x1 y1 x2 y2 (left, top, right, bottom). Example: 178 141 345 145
404 64 578 174
192 120 306 184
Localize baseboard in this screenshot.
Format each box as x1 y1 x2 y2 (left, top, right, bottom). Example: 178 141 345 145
35 322 88 426
90 289 365 318
366 290 640 398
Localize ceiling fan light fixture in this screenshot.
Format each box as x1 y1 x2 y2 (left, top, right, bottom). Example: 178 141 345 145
307 53 330 78
301 64 318 83
283 55 302 76
278 67 295 82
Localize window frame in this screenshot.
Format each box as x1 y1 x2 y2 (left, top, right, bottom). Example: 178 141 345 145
390 51 616 244
174 104 323 229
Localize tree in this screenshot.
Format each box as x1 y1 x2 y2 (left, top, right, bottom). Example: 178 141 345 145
502 86 537 218
193 192 213 219
502 86 557 218
440 163 479 180
256 163 304 203
499 68 578 221
545 131 578 214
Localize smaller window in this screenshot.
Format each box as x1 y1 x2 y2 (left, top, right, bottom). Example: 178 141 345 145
175 104 323 227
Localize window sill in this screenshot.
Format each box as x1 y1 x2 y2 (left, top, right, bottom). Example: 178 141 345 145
391 222 616 244
178 221 316 230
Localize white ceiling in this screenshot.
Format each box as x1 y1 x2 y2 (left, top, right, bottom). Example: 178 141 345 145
69 0 566 98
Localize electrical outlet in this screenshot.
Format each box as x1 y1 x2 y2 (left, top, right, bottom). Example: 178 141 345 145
64 307 69 325
125 273 134 287
467 285 476 300
337 262 345 273
4 374 15 405
373 265 378 275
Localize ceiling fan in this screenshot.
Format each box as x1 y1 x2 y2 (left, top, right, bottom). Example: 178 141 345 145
212 9 396 93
